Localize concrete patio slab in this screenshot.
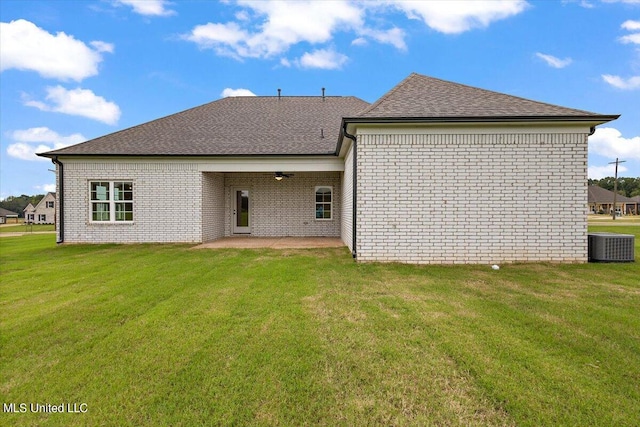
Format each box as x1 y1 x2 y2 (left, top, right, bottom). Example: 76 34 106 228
192 236 345 249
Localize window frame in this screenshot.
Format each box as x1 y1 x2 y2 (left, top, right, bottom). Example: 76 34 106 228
46 201 54 208
314 186 333 221
38 214 46 222
89 181 134 223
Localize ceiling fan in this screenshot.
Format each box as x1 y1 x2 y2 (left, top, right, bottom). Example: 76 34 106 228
274 172 294 181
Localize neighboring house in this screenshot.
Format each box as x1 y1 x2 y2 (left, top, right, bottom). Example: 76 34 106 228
588 185 637 215
38 73 618 264
23 203 35 223
0 208 19 224
24 193 56 224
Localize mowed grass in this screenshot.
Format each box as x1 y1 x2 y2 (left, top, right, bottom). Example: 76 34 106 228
0 223 55 233
1 228 639 426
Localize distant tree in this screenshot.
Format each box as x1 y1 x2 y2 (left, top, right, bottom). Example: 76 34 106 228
588 177 640 198
0 194 45 218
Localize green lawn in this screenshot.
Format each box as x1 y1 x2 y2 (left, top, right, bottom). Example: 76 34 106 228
1 228 638 426
0 223 55 233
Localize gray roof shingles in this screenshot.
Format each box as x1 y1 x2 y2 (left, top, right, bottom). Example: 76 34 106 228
40 73 618 158
588 185 636 203
41 96 369 157
355 73 617 120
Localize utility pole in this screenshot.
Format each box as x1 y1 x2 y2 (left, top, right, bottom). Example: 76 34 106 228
608 158 626 220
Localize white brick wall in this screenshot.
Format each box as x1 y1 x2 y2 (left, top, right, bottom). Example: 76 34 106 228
62 161 202 243
355 130 589 264
59 162 341 243
202 173 225 241
222 172 341 237
341 144 354 252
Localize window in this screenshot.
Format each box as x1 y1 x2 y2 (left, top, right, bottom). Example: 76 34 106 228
38 214 46 222
315 186 332 220
90 181 133 222
46 201 54 208
28 214 34 221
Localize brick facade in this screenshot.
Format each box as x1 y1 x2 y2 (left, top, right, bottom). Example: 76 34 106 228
62 161 202 243
354 128 589 264
59 161 341 243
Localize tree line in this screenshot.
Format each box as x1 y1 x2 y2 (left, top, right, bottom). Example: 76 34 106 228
0 194 45 217
588 177 640 198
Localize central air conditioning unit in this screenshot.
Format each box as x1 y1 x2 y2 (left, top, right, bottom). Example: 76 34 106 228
588 233 635 262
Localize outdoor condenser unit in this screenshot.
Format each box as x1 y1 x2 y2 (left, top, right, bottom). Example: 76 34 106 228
588 233 635 262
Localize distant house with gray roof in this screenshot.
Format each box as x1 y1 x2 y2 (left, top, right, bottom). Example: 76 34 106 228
588 186 639 215
0 207 19 224
38 73 618 264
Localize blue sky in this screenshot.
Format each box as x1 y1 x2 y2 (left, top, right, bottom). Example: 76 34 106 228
1 0 639 198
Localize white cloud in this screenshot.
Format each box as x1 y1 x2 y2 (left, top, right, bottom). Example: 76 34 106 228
221 88 256 97
37 184 57 193
621 20 640 31
183 1 363 59
297 48 349 70
388 0 529 34
113 0 176 16
280 58 291 67
619 33 640 44
90 41 115 53
360 27 407 50
589 127 640 162
6 127 86 162
602 74 640 90
588 164 628 179
0 19 112 81
351 37 368 46
24 86 121 125
535 52 573 68
182 1 527 64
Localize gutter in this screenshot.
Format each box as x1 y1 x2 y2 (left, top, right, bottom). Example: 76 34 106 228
51 157 64 244
342 122 357 259
341 114 620 125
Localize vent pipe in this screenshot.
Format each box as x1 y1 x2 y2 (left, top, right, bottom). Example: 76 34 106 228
322 87 325 100
277 88 281 99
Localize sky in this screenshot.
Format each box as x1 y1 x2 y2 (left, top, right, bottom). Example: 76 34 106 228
1 0 639 199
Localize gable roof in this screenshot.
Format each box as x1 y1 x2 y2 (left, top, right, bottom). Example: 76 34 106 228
588 185 635 204
352 73 619 123
39 96 369 157
33 192 56 210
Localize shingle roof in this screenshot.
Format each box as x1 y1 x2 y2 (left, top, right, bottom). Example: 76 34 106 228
0 207 19 217
588 185 635 203
354 73 618 121
40 96 369 157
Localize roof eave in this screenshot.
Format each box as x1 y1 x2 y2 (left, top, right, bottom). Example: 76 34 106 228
36 152 340 159
343 115 620 125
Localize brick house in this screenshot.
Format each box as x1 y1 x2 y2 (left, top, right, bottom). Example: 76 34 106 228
23 192 56 224
39 73 618 263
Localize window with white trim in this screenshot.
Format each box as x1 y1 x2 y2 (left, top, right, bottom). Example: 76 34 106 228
315 186 332 220
38 214 46 222
46 201 54 208
90 181 133 222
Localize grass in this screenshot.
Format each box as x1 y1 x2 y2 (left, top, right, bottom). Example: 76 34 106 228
1 228 639 426
0 223 55 233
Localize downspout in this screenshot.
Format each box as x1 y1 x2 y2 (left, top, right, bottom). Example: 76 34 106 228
343 123 357 259
51 156 64 243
